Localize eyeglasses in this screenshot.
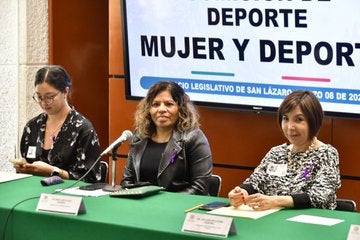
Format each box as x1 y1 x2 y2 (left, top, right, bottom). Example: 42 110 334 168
32 91 61 104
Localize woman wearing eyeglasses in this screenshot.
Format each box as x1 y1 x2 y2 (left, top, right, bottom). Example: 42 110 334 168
14 65 101 182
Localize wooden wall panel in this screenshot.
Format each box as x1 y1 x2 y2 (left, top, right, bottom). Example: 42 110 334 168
108 78 137 183
333 118 360 177
213 167 253 198
49 0 109 149
198 109 282 167
337 179 360 205
109 0 123 75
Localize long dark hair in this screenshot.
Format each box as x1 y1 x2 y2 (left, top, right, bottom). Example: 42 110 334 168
135 81 199 137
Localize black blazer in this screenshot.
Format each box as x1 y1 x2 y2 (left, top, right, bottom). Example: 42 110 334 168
121 128 213 195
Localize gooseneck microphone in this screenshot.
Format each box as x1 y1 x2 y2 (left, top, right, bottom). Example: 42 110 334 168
55 130 133 193
100 130 133 156
101 130 133 192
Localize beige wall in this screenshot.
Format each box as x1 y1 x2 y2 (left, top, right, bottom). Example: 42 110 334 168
0 0 47 172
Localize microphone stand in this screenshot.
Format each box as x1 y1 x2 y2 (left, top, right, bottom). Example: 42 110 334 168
102 145 126 192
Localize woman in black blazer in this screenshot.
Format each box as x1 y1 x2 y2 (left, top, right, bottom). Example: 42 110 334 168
121 81 213 195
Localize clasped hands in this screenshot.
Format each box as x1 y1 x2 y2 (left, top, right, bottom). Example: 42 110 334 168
228 186 274 211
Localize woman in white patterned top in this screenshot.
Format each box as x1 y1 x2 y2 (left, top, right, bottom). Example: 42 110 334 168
228 90 341 210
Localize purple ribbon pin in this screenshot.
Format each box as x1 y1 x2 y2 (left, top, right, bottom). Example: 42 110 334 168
301 164 313 178
169 148 178 164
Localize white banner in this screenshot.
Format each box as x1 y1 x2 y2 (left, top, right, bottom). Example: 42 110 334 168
123 0 360 116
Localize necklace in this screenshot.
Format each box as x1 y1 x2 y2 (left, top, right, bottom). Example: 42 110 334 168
287 137 317 173
46 122 63 142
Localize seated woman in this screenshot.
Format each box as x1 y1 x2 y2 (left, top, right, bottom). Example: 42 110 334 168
14 65 101 183
228 90 341 210
121 81 213 195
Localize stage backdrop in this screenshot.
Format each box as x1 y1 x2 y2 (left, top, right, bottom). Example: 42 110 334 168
122 0 360 117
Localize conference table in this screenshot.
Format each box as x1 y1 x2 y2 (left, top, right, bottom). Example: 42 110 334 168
1 175 359 240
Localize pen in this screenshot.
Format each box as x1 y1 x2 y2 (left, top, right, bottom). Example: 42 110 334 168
185 204 204 213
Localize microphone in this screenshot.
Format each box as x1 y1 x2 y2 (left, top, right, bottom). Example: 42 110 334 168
101 130 133 156
54 130 132 193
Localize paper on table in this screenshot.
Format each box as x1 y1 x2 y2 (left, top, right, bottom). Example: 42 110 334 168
59 187 110 197
209 204 282 219
287 214 344 226
0 171 32 183
347 224 360 240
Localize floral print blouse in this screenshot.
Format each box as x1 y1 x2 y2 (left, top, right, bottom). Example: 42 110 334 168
240 143 341 209
20 108 101 183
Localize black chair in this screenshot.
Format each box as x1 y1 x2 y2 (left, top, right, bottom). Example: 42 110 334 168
335 198 357 212
99 161 109 183
208 174 222 197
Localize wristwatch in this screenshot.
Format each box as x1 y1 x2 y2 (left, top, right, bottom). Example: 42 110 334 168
51 167 61 176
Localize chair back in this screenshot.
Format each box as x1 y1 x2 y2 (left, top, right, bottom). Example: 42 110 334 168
335 198 357 212
208 174 222 197
100 161 109 183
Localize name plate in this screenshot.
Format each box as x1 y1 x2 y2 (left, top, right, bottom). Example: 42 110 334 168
347 224 360 240
182 212 236 238
36 193 86 215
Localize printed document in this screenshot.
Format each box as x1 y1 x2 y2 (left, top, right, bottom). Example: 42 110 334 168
209 205 282 219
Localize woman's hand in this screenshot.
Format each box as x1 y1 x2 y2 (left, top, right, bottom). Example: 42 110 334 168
14 161 53 176
245 193 294 210
228 186 249 207
244 193 274 210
